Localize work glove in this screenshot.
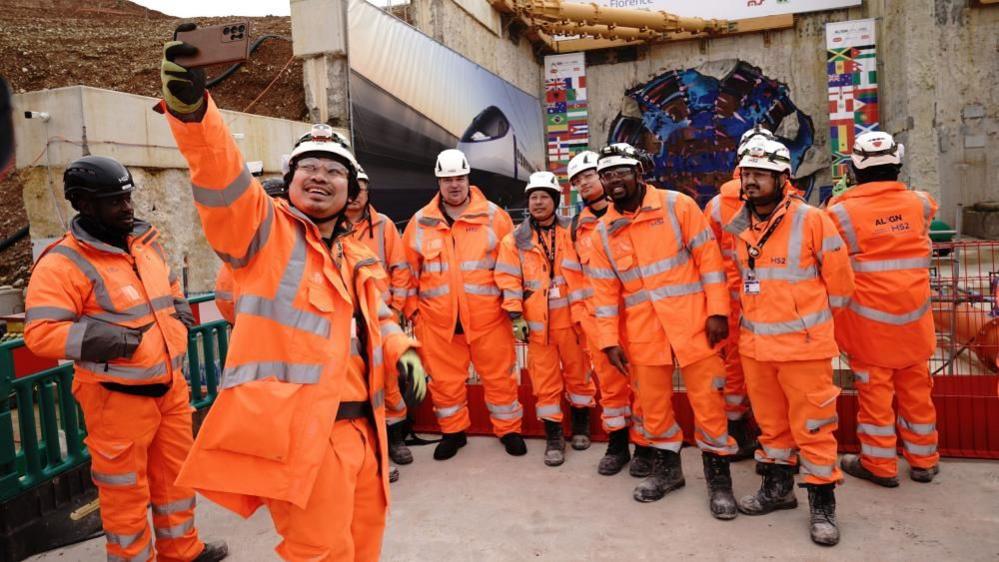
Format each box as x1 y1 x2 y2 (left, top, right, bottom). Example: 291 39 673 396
512 316 530 343
161 24 206 116
705 314 729 348
603 345 630 377
397 349 428 409
78 319 146 362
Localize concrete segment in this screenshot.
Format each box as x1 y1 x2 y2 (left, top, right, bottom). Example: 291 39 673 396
28 436 999 561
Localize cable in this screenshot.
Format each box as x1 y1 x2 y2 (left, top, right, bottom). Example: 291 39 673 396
241 55 296 114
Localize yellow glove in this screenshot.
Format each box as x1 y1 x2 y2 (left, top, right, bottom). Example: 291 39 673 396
397 349 427 408
161 24 206 115
512 316 530 343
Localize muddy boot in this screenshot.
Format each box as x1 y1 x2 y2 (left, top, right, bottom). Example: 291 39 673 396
910 464 939 483
728 417 759 461
629 445 653 478
387 423 414 465
805 483 840 546
840 454 898 487
193 541 229 562
702 452 737 520
598 428 631 475
433 431 467 461
543 420 566 466
500 432 528 456
737 463 798 515
633 449 685 503
388 465 400 483
570 407 592 451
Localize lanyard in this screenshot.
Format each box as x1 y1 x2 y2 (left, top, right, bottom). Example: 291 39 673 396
745 201 790 275
534 221 557 280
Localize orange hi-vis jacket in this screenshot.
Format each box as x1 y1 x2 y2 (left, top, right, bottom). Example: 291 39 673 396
25 218 190 386
214 264 235 324
494 216 583 344
402 187 514 341
570 206 607 327
724 194 855 362
349 205 410 312
826 181 938 368
163 96 413 516
588 187 730 367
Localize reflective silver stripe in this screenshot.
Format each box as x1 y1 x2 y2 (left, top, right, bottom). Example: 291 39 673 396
406 288 418 297
48 246 117 311
721 249 737 259
486 401 522 420
109 539 152 562
641 422 681 440
710 196 722 224
380 322 403 337
861 443 897 458
552 275 567 286
848 299 931 325
568 288 594 303
503 289 524 300
785 203 809 271
353 257 380 276
372 389 385 409
726 411 744 421
857 423 895 436
463 284 500 296
460 258 496 271
819 234 843 257
25 306 77 322
650 441 684 452
386 416 406 425
528 321 545 331
624 282 704 308
192 166 253 208
435 404 463 419
902 440 937 456
567 392 593 406
729 290 740 300
639 254 689 277
664 191 684 247
485 203 499 252
701 271 725 284
389 261 409 272
897 417 936 436
372 347 384 367
423 262 449 273
78 354 184 381
595 222 623 280
603 406 631 417
374 220 387 264
741 308 832 335
618 267 641 283
65 320 87 360
92 470 137 486
805 415 839 433
410 211 424 253
549 297 569 309
828 295 850 308
154 518 194 539
349 338 361 357
106 530 143 548
494 262 522 276
594 305 618 318
420 285 450 298
688 228 713 250
724 394 745 405
222 361 324 388
560 258 581 272
216 201 274 269
828 203 860 253
851 256 931 273
583 265 617 279
696 437 737 455
799 457 835 477
853 370 870 384
536 404 561 418
151 496 196 516
759 445 793 461
389 287 408 297
742 266 818 282
524 280 542 291
605 416 628 429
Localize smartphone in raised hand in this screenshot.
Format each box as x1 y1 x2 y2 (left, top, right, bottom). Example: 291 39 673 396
174 22 251 68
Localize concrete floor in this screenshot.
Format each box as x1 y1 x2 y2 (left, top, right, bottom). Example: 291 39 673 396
30 437 999 561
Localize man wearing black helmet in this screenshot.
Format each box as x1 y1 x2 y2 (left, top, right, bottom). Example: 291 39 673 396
24 156 228 562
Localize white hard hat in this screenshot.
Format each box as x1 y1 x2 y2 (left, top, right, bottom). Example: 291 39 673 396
567 151 599 181
357 166 369 182
851 131 904 169
596 143 641 172
524 171 562 200
738 139 792 173
289 123 358 172
737 126 776 156
435 149 471 178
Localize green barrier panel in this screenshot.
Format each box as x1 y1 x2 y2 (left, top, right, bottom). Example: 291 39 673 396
187 320 229 410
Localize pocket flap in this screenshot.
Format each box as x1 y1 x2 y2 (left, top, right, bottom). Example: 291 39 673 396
806 385 842 409
201 379 302 462
308 284 335 313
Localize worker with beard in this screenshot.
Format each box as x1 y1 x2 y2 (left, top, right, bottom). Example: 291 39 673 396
587 143 739 519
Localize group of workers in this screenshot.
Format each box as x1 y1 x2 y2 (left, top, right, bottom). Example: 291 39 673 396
16 25 942 561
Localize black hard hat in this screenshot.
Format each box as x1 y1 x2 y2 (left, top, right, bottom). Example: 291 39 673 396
261 178 288 199
63 156 135 200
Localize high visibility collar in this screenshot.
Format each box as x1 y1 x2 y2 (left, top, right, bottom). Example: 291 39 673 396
728 194 798 247
513 214 570 251
834 180 907 202
605 184 662 224
422 185 491 227
70 215 154 255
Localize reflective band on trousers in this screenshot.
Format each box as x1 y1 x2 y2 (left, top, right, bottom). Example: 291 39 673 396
435 404 464 419
805 415 839 433
857 423 895 436
463 284 501 296
624 282 704 308
155 518 194 539
898 417 936 435
151 496 196 516
851 256 931 273
759 445 793 461
848 299 931 325
92 470 137 487
486 401 522 420
649 441 683 452
741 308 832 335
605 416 628 429
108 540 152 562
106 530 144 548
603 406 631 417
862 443 897 458
222 361 324 388
78 354 185 382
799 457 835 477
902 441 937 456
640 422 681 440
724 394 746 405
536 404 561 418
567 392 593 406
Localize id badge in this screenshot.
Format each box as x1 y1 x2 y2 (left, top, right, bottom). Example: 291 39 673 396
743 279 761 295
549 286 561 299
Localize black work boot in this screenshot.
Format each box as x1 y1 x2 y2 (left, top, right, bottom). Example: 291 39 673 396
702 452 737 520
570 407 592 451
805 483 840 546
387 423 414 465
737 463 798 515
500 432 528 456
629 445 654 478
633 449 685 502
388 465 400 483
728 417 759 461
840 454 899 487
543 420 566 466
598 428 631 475
910 464 939 483
433 431 467 461
193 541 229 562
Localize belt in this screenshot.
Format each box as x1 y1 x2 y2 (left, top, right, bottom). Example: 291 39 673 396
336 401 372 420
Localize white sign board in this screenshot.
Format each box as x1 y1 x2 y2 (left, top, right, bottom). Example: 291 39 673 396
574 0 861 20
825 17 876 49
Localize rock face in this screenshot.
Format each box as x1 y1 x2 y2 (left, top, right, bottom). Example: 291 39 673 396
963 203 999 240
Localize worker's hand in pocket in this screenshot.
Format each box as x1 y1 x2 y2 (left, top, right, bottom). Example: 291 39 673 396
397 349 428 408
603 346 630 377
511 316 530 343
705 315 729 348
161 24 206 116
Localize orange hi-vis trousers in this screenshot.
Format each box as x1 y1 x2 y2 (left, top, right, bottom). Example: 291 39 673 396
263 418 387 561
527 326 596 422
417 320 523 436
631 354 737 455
742 356 842 485
851 359 939 477
74 371 203 562
723 299 750 421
